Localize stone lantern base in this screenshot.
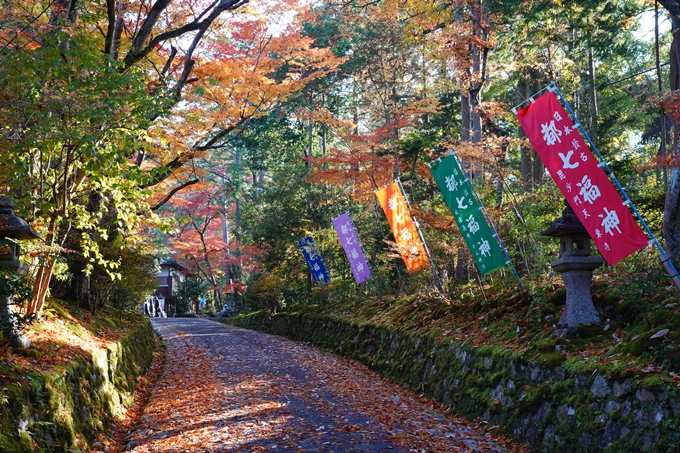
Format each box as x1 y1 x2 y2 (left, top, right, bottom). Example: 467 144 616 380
552 255 604 336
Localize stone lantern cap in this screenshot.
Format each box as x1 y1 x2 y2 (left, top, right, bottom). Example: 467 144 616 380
0 197 41 240
539 201 586 238
540 199 599 259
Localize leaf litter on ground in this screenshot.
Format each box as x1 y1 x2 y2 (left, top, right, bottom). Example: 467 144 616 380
96 319 528 453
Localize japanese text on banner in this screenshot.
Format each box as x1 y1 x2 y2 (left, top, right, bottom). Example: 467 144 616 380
332 212 371 284
297 236 331 284
375 182 430 273
515 91 648 265
430 155 506 275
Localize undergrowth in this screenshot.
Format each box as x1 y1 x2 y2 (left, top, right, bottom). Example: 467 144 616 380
303 267 680 384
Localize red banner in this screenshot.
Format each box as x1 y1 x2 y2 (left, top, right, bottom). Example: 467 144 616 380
515 90 648 265
376 182 430 273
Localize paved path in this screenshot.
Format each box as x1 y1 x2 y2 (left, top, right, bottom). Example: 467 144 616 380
122 318 521 452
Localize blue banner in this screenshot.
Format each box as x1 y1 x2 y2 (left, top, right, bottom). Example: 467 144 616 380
298 236 331 285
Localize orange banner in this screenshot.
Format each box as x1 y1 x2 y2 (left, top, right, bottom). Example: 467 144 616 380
376 182 430 273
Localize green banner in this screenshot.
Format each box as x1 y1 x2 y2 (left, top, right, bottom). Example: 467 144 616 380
430 154 506 275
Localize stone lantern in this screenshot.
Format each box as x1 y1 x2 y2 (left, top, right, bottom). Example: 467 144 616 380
540 200 603 335
0 197 41 346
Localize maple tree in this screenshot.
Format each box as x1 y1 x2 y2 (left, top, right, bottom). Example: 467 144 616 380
163 183 229 307
0 0 674 320
0 0 346 318
161 181 268 309
0 0 254 317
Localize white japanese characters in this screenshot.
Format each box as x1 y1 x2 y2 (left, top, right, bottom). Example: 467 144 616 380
539 108 620 253
558 150 579 169
541 120 562 145
467 214 480 235
332 213 371 284
378 184 430 271
299 238 329 284
521 91 650 264
433 157 504 275
445 174 460 192
577 175 601 205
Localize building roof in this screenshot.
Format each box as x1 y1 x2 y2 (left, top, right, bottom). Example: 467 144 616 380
160 258 186 271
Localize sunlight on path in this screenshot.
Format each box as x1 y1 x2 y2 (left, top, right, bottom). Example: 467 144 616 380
119 318 524 452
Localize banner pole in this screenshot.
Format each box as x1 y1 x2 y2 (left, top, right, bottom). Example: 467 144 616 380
449 150 524 290
550 82 680 289
397 178 445 295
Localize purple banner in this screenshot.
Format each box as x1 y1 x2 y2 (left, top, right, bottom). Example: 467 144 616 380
333 212 371 284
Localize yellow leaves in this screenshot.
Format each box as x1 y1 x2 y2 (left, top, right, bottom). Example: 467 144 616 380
295 107 357 134
398 97 442 117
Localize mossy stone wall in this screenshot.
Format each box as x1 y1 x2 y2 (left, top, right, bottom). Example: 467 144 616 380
0 319 156 452
228 312 680 453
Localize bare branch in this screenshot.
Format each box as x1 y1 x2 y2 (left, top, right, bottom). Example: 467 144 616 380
150 179 200 211
104 0 116 55
121 0 250 72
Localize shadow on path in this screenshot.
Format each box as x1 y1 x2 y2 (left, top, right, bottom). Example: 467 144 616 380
117 318 523 453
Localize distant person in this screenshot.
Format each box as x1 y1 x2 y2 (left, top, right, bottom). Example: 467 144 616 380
158 297 166 317
154 297 160 317
143 300 151 317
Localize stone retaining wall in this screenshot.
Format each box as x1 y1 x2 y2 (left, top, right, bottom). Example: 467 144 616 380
228 311 680 453
0 319 156 452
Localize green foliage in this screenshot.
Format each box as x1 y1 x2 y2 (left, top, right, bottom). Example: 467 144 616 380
171 275 209 316
88 250 159 316
0 268 35 338
244 272 286 314
0 6 167 315
0 268 32 305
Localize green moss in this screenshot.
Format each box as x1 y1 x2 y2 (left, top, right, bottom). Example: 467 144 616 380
229 296 680 453
538 352 566 367
66 321 86 337
502 330 518 340
620 335 654 356
653 435 680 453
575 323 603 339
51 304 71 320
545 287 566 308
101 317 118 329
516 384 547 412
535 338 558 353
638 374 670 388
602 435 633 453
607 363 637 380
613 299 637 323
1 319 156 452
13 347 41 358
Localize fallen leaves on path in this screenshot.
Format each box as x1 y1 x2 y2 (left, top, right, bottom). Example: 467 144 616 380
98 319 527 453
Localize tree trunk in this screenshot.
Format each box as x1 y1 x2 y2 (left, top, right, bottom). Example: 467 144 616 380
26 260 55 317
587 47 599 147
454 248 468 282
664 167 680 266
307 267 312 296
307 122 313 167
454 91 472 280
391 86 400 180
461 92 471 143
656 1 669 187
664 15 680 266
519 69 545 190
